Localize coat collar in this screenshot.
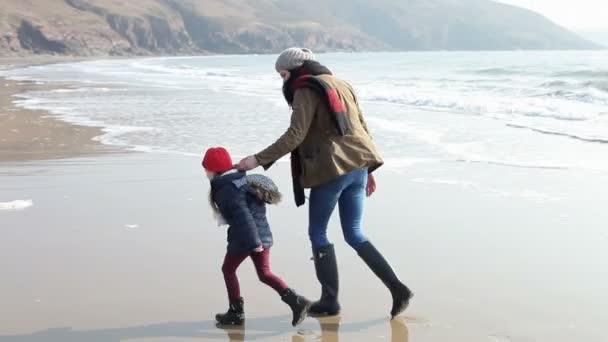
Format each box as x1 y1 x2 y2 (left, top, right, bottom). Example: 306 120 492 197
211 170 246 188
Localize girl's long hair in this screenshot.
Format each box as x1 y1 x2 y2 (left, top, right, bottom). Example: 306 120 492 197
208 189 220 215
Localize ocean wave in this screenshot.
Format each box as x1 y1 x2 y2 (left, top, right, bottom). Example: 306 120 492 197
129 145 199 156
539 76 608 92
540 80 570 88
473 67 523 75
367 118 576 171
582 81 608 92
130 61 239 78
4 54 607 172
506 124 608 144
456 159 569 170
532 89 608 106
89 124 163 150
48 87 113 94
362 90 599 122
464 78 514 84
552 70 608 78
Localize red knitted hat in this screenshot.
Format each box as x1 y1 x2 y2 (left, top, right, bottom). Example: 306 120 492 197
202 147 233 173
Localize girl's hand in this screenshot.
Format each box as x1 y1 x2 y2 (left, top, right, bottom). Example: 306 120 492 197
366 173 377 197
253 246 264 253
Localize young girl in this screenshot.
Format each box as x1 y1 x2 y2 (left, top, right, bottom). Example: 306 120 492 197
202 147 310 326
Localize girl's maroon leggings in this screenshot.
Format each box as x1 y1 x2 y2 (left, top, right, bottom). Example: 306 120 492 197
222 248 289 301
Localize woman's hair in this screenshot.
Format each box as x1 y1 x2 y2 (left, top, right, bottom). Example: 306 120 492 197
282 65 304 106
282 60 333 106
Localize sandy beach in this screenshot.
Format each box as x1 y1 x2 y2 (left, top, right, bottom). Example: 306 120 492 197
2 152 608 342
0 77 112 162
1 56 608 342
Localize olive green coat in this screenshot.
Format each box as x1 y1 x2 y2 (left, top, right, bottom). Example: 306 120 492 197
255 74 383 188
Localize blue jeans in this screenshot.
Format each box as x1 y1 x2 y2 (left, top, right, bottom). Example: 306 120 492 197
309 168 369 249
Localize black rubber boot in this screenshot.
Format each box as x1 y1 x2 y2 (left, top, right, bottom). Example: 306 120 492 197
356 241 413 318
281 288 311 326
215 297 245 326
308 244 341 316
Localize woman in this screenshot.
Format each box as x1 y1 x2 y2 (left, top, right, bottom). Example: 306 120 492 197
237 47 412 317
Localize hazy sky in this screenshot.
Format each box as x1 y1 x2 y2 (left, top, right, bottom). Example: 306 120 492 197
495 0 607 31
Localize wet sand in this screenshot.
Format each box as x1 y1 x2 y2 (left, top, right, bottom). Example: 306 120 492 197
1 152 607 342
0 77 115 162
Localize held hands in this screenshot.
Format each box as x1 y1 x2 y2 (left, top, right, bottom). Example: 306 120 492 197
366 173 377 197
253 246 264 253
236 155 260 171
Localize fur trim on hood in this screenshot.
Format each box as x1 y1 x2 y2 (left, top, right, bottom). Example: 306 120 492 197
246 174 282 205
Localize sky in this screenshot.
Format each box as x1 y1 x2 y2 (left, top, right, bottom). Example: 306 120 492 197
495 0 607 31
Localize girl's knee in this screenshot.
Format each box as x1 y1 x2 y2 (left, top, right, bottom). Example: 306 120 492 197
222 263 235 275
257 271 272 283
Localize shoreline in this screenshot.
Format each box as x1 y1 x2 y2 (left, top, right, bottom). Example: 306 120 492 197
0 54 134 163
0 56 91 71
0 76 118 162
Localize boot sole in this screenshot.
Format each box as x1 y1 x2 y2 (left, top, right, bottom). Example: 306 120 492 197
308 300 341 317
293 303 311 327
308 309 340 317
391 300 410 318
215 320 245 327
391 291 414 318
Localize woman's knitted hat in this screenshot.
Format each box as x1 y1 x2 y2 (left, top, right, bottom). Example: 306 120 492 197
275 47 315 72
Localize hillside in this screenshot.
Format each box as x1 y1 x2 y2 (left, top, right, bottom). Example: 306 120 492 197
0 0 600 56
579 31 608 47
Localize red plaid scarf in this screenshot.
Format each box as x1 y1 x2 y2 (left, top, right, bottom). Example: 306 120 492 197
283 61 352 206
284 61 351 136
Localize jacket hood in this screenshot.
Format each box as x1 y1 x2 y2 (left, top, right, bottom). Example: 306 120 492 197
246 174 282 205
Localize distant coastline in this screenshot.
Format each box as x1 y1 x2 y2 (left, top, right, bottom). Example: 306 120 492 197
1 0 601 58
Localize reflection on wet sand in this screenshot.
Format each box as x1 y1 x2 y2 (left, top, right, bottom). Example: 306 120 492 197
219 316 409 342
1 314 409 342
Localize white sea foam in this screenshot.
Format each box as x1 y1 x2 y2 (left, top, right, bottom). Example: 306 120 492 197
48 87 112 94
0 200 34 211
3 52 607 173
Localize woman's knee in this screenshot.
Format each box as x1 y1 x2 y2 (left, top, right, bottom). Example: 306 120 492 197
309 230 331 249
343 229 368 249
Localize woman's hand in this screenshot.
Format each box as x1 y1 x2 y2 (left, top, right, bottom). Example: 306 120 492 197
236 155 260 171
366 173 377 197
253 246 264 253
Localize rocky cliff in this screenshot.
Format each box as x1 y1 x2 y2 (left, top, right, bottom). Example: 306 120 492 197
0 0 600 56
